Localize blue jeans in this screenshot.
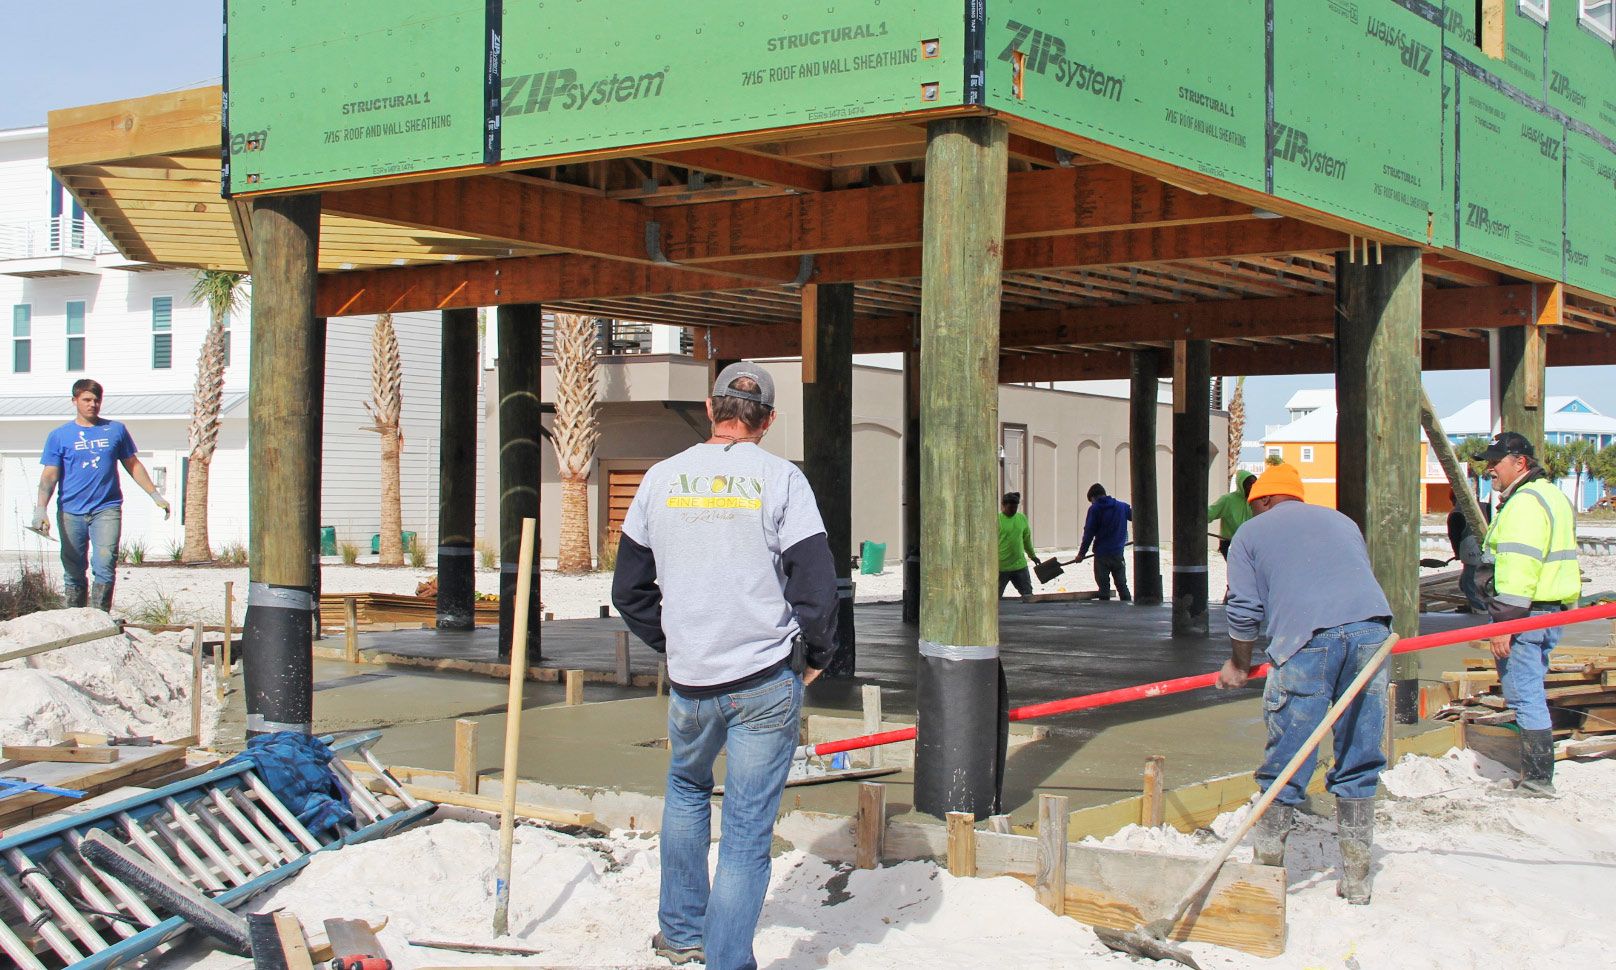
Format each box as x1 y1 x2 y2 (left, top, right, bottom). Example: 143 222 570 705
1258 620 1390 806
660 666 802 970
1497 611 1563 731
59 505 122 592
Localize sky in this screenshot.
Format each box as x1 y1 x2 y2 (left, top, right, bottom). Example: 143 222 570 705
6 5 1614 434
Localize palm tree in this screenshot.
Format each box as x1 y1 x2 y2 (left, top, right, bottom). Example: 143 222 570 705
1566 438 1597 510
182 270 246 562
1589 443 1616 508
1454 435 1490 493
552 312 600 573
1226 376 1246 486
1540 441 1573 483
364 312 404 565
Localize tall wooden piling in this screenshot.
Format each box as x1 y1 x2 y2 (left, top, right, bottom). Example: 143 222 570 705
802 282 857 676
308 316 325 640
1496 323 1546 456
497 304 543 661
438 307 480 631
914 116 1009 819
242 193 320 737
1130 349 1163 605
902 328 921 625
1171 341 1211 636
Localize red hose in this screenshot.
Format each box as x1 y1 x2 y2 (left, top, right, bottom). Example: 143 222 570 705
802 599 1616 759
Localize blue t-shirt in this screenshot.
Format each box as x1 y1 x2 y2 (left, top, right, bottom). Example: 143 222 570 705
41 420 137 516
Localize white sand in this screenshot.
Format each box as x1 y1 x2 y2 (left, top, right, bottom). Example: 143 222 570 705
163 749 1616 969
0 608 219 746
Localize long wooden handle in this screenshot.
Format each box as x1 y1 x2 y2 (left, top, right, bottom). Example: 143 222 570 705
1163 632 1400 929
492 516 537 937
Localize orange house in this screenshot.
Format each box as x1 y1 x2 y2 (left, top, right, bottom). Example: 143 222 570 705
1261 405 1448 513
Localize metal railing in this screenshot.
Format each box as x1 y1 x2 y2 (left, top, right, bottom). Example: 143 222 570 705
0 215 116 260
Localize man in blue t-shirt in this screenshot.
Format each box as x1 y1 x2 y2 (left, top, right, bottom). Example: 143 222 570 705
32 379 170 611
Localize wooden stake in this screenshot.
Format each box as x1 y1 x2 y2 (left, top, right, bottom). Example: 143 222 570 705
218 581 234 701
1385 682 1398 765
987 814 1012 834
614 631 631 686
855 782 886 869
492 516 537 937
454 719 480 794
565 670 584 706
343 595 359 663
190 621 204 742
861 684 883 768
1035 793 1069 914
946 812 976 877
1141 755 1166 828
656 660 666 697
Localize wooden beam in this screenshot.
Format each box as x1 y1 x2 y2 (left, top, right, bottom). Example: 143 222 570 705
1 745 118 764
49 85 220 168
640 148 829 193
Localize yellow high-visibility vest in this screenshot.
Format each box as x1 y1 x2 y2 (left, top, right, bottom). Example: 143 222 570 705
1484 477 1580 609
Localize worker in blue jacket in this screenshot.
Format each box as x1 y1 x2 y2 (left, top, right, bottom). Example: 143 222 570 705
1079 483 1132 601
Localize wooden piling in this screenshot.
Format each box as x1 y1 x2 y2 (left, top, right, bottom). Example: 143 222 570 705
855 782 886 870
1130 349 1163 605
1497 322 1547 456
1171 340 1211 636
946 812 977 877
901 327 921 625
497 304 544 662
803 282 857 676
454 718 480 793
1035 794 1069 913
438 306 480 631
307 316 326 642
1141 756 1166 827
914 115 1009 820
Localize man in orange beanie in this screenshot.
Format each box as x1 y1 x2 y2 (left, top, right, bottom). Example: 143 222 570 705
1214 462 1393 904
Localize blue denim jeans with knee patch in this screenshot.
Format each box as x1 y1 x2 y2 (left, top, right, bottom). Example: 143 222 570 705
1497 611 1563 732
1258 620 1390 806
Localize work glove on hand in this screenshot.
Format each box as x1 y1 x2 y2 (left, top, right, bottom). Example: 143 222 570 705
151 491 171 520
30 505 50 536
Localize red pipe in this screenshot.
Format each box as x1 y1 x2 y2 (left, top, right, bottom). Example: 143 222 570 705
800 599 1616 759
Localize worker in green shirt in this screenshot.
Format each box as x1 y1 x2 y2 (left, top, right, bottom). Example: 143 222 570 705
1208 470 1257 559
998 492 1042 602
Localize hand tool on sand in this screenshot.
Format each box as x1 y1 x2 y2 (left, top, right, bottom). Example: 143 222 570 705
1094 633 1400 968
324 917 392 970
80 828 251 953
22 522 58 543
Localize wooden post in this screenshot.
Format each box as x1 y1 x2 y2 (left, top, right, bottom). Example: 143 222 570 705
1171 340 1211 636
190 621 204 742
656 660 666 697
987 814 1012 834
438 307 480 631
1035 793 1069 914
308 316 326 642
1385 682 1398 765
1141 756 1166 828
492 516 537 937
1337 247 1422 684
565 670 584 706
454 718 480 793
497 304 544 662
242 192 320 738
1130 349 1163 605
614 631 631 686
915 116 1010 820
901 324 922 626
855 782 886 870
1496 324 1547 457
803 283 857 677
861 684 883 769
946 812 977 877
218 581 234 701
343 596 359 664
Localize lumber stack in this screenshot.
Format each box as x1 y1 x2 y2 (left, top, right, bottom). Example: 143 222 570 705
1418 569 1471 612
0 742 201 827
317 592 501 629
1434 645 1616 757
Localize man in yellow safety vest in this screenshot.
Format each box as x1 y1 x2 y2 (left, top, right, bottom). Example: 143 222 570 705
1475 431 1581 797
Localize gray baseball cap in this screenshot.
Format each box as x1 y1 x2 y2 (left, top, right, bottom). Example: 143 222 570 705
712 361 775 408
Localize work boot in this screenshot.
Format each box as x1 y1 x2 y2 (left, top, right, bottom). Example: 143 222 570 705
90 582 113 613
651 932 705 965
1517 728 1557 798
64 586 87 609
1335 797 1375 905
1252 803 1293 867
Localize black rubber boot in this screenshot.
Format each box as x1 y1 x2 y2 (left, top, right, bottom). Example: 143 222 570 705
90 582 113 613
1518 728 1557 798
1252 803 1293 867
1336 797 1375 905
65 586 88 608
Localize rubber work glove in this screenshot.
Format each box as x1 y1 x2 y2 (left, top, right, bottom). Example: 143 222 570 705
151 491 171 520
30 505 50 537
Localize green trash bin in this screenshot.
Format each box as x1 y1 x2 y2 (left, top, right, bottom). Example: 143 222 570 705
371 531 416 554
320 526 336 557
860 540 887 575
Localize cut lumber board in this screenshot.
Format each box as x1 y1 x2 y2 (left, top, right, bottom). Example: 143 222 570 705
402 784 594 828
0 625 125 665
1 745 118 764
0 745 186 827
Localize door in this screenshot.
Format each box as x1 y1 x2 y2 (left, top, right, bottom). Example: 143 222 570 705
1000 424 1027 502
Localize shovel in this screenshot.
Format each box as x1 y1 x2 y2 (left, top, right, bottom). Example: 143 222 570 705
1420 556 1457 568
1096 632 1400 968
1033 556 1080 584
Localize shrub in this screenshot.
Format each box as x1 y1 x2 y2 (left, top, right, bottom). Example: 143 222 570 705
596 535 620 572
408 534 427 569
477 541 497 570
218 541 248 565
166 540 185 562
340 541 360 566
124 540 146 565
0 562 63 620
126 590 183 626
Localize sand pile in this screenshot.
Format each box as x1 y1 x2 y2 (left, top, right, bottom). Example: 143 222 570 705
0 608 219 746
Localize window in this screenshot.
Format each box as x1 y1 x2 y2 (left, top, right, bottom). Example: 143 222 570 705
1520 0 1550 26
65 301 85 371
12 305 30 373
151 296 173 369
1583 0 1615 39
1300 446 1315 463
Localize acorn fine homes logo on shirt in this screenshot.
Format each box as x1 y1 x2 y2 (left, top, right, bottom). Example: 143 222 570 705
665 473 764 510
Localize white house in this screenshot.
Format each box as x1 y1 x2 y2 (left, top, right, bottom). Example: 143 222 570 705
1442 396 1616 510
0 124 457 557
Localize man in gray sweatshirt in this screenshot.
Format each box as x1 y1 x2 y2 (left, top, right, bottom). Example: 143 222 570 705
1213 461 1392 904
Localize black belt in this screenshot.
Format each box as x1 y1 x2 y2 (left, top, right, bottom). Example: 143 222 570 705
1530 602 1566 611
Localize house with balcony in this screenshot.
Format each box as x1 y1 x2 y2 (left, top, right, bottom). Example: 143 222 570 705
1441 396 1616 510
1260 392 1450 513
